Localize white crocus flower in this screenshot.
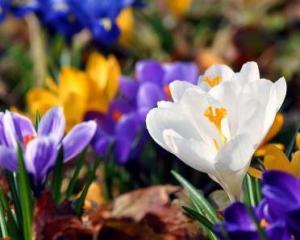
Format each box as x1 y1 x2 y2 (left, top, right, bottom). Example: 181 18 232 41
146 62 286 201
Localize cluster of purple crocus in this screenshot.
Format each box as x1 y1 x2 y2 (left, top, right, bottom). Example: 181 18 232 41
0 107 96 189
215 170 300 240
89 60 199 164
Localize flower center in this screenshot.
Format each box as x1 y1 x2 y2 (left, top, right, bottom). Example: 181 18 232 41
112 111 123 122
163 85 172 100
204 106 228 149
203 76 222 87
23 134 36 146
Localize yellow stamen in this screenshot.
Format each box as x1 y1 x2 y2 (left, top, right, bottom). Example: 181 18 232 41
203 76 222 87
204 106 227 132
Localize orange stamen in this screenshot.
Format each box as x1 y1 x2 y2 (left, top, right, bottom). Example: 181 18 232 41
204 106 227 132
260 219 269 228
23 135 36 146
112 111 123 122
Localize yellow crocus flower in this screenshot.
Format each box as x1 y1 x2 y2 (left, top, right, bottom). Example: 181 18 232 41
249 133 300 178
27 53 120 130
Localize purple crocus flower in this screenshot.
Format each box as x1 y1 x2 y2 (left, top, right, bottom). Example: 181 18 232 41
0 107 96 187
87 97 143 164
214 201 289 240
215 170 300 240
135 60 199 120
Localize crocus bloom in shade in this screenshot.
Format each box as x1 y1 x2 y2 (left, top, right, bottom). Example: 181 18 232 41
164 0 192 17
88 97 143 164
0 107 96 188
249 143 300 179
27 52 120 130
136 60 199 120
146 62 286 200
214 201 290 240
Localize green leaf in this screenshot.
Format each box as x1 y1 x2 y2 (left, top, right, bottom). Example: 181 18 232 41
286 124 300 158
0 188 19 240
172 171 219 223
75 156 102 216
65 148 87 199
34 111 41 130
5 171 22 229
182 206 214 231
17 144 33 240
243 174 260 207
0 188 8 238
51 146 64 204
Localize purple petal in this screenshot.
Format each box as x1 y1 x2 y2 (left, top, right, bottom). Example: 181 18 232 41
25 137 57 185
91 127 112 157
38 107 66 144
12 112 37 147
163 62 199 85
108 98 133 118
137 82 164 120
62 121 97 162
135 60 165 86
1 111 18 148
115 138 132 164
0 146 17 172
224 202 256 229
120 76 139 102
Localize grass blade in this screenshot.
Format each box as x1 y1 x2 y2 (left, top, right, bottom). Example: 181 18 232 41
5 171 22 229
182 206 214 231
51 146 64 203
65 148 87 199
172 170 219 223
17 145 33 240
286 124 300 158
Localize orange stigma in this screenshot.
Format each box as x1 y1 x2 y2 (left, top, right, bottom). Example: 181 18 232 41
163 85 172 100
112 111 123 122
260 219 269 228
23 135 36 146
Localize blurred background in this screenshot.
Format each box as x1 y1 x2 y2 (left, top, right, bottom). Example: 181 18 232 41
0 0 299 197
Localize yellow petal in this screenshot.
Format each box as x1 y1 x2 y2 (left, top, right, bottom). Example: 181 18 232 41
290 151 300 177
45 77 59 94
59 67 89 101
260 113 284 147
84 182 105 209
26 88 60 117
255 143 285 157
248 167 262 179
105 55 120 101
86 52 108 91
264 145 290 172
117 8 134 46
296 133 300 151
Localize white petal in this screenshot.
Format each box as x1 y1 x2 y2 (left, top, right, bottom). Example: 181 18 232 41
169 80 200 102
146 104 205 152
213 134 255 200
203 64 234 82
163 129 215 173
238 61 260 83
